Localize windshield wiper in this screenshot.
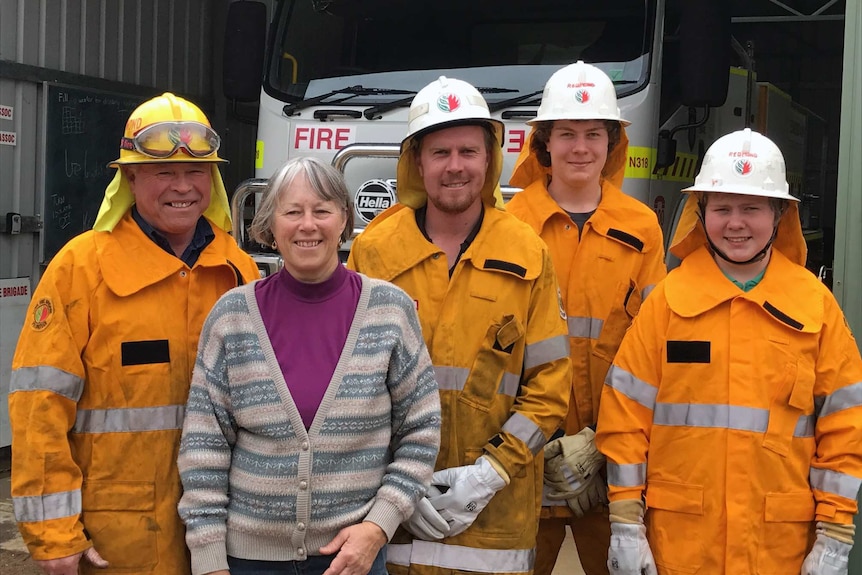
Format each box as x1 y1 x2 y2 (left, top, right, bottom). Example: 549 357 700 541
363 95 416 120
362 86 519 121
283 85 416 117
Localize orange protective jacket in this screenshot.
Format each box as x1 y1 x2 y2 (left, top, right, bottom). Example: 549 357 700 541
348 154 571 574
507 127 666 519
596 198 862 574
9 212 259 574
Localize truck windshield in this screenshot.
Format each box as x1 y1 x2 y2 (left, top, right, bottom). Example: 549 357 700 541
265 0 653 104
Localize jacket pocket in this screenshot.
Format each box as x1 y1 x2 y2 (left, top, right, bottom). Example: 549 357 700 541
757 491 815 574
763 360 815 457
81 480 158 569
592 280 642 364
646 480 703 574
459 315 524 413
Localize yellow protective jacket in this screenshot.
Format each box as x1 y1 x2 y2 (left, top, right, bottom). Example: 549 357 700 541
348 205 571 575
9 212 259 575
596 198 862 574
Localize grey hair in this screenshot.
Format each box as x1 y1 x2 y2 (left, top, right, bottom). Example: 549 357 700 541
249 156 354 246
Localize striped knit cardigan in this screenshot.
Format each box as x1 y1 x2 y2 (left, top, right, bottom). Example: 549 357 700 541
178 274 441 575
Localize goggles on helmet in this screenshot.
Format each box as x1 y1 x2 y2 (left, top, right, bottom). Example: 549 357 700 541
120 121 220 159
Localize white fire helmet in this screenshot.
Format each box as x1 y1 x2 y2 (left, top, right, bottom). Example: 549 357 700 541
403 76 504 149
682 128 798 201
530 60 630 125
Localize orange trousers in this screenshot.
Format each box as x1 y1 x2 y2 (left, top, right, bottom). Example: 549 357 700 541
533 507 610 575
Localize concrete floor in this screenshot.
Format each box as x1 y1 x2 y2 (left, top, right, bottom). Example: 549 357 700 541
553 531 586 575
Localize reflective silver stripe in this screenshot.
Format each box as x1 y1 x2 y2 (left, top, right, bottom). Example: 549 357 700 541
605 365 657 411
501 412 546 455
654 404 815 437
817 382 862 418
13 490 81 522
608 462 647 488
388 540 534 573
498 372 521 397
524 335 569 370
795 414 815 437
73 405 185 433
10 366 84 402
655 403 767 431
435 366 520 398
567 316 603 340
810 468 862 501
641 284 656 301
434 366 468 391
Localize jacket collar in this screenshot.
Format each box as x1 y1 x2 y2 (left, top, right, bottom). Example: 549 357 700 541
666 245 823 332
515 179 645 250
95 211 235 297
360 207 541 282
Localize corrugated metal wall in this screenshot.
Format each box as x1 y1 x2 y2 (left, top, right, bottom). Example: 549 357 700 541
2 0 212 92
0 0 218 280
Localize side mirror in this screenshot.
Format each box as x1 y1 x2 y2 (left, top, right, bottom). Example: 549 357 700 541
679 0 731 107
223 1 268 102
655 130 677 170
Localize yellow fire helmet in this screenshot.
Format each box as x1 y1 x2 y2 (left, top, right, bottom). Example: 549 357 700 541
94 92 232 232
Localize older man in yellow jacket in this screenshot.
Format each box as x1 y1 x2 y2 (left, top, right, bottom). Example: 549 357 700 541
506 61 667 575
348 76 571 575
9 93 260 575
597 129 862 575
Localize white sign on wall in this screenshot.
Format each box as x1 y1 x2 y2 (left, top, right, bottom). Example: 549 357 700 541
0 277 31 448
0 105 12 121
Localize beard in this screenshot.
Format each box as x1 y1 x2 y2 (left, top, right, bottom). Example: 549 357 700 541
426 186 481 215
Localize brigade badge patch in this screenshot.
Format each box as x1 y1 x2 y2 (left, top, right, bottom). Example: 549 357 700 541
557 287 567 321
31 297 54 331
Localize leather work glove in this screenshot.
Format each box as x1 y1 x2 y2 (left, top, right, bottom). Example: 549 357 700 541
427 456 507 537
607 523 658 575
402 492 450 540
544 427 606 514
546 472 608 517
801 531 852 575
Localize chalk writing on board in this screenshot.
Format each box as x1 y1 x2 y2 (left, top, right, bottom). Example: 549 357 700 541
44 83 149 263
61 106 84 135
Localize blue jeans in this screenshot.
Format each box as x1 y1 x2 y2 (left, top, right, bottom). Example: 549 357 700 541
226 548 388 575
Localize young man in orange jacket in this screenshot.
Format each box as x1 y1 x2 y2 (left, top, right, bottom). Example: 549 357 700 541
507 61 667 575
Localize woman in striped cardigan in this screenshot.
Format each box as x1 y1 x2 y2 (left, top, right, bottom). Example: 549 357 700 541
178 157 441 575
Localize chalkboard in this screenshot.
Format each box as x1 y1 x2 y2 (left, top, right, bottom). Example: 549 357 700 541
43 84 148 262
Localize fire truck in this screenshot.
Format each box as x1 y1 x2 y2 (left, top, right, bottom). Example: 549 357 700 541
224 0 823 275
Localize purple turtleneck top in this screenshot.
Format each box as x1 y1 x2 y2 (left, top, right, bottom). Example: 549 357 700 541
254 263 362 429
